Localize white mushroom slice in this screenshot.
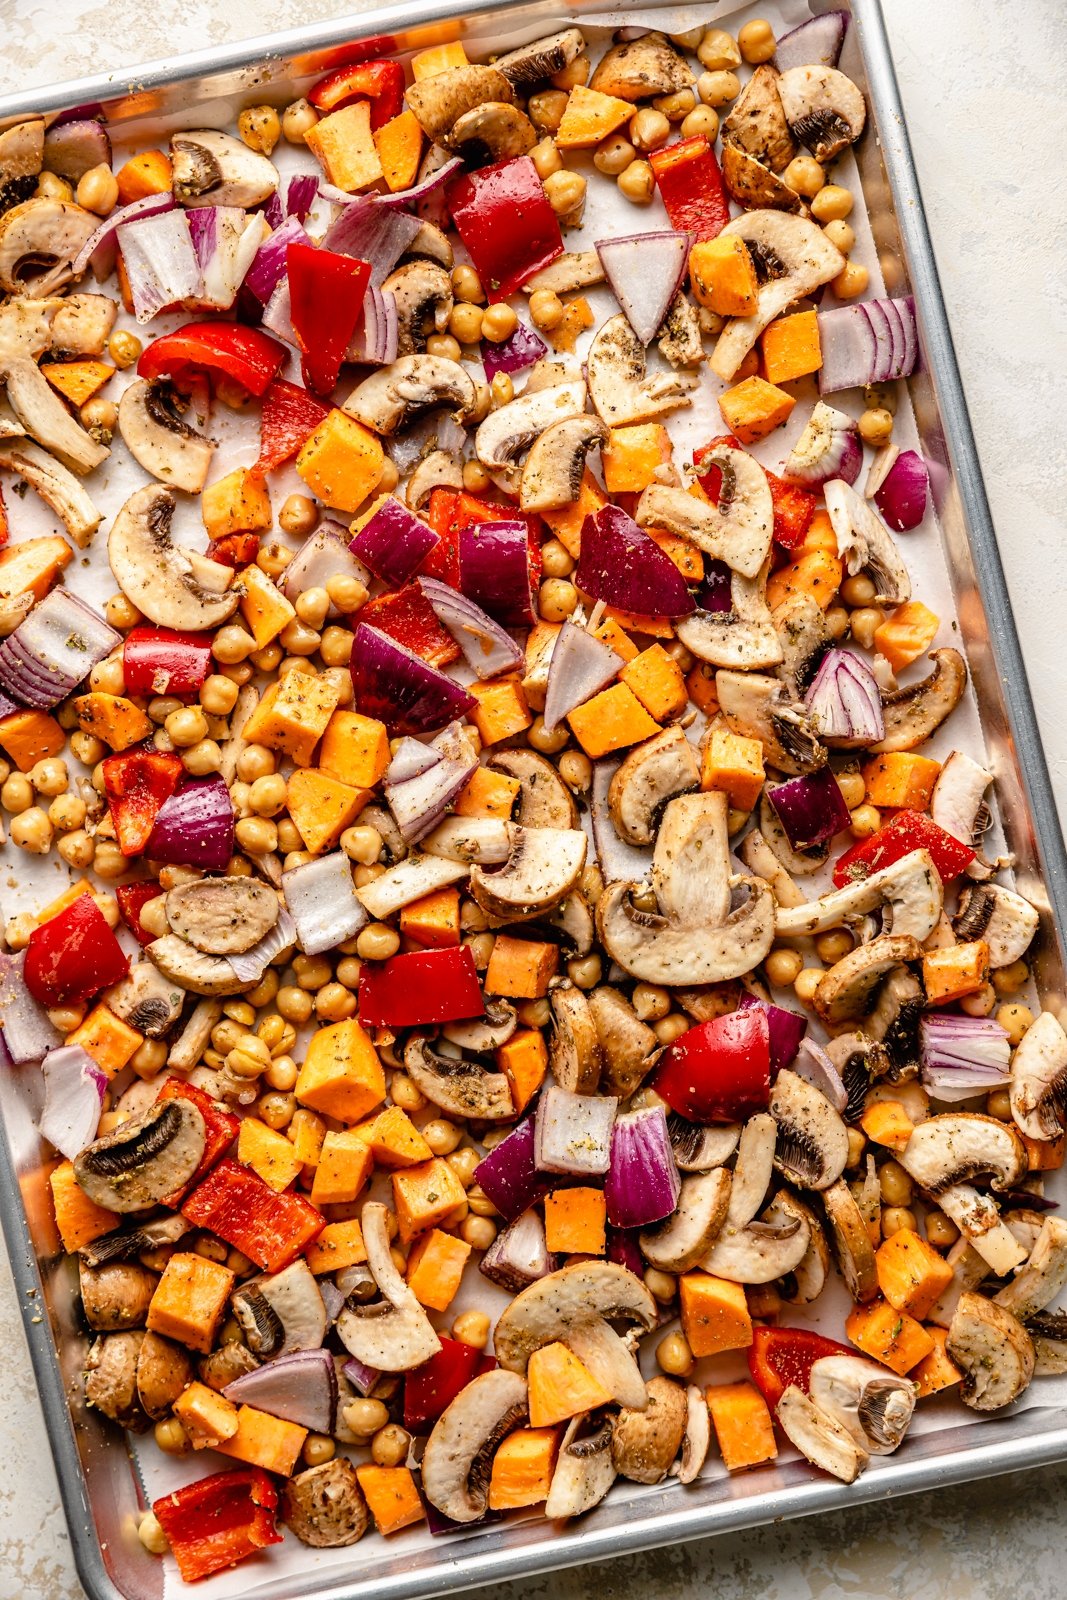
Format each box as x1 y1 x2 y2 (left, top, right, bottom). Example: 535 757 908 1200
232 1260 327 1357
671 1383 712 1484
1023 1311 1067 1375
657 292 703 369
936 1185 1027 1276
637 447 772 581
1010 1011 1067 1142
0 435 100 546
523 252 606 296
545 892 596 957
641 1169 731 1273
0 297 56 364
406 65 516 142
606 726 700 847
469 825 587 921
117 380 214 494
946 1292 1035 1412
422 1369 528 1523
775 849 943 943
874 648 969 753
926 1237 992 1328
283 1459 369 1549
587 313 697 427
589 33 693 100
165 877 279 956
898 1113 1026 1195
994 1217 1067 1320
668 1116 742 1172
148 935 247 997
776 64 866 163
108 484 237 630
0 120 44 201
710 212 843 381
344 355 477 434
721 64 796 171
675 564 784 672
406 448 462 509
548 981 601 1094
475 379 587 490
496 28 587 89
381 260 453 357
0 197 98 295
727 1114 777 1229
779 1193 831 1303
105 963 183 1038
774 592 831 701
717 671 825 778
545 1416 616 1520
355 853 469 919
2 356 107 473
566 1318 647 1411
770 1069 849 1190
171 129 278 208
953 882 1040 970
812 933 923 1027
403 1035 514 1121
494 1260 657 1375
487 748 579 829
442 997 517 1054
930 750 995 878
738 830 806 910
777 1384 869 1482
824 478 910 606
79 1257 157 1331
701 1191 812 1283
135 1330 192 1423
335 1202 441 1372
519 415 608 513
653 791 731 927
73 1098 206 1214
821 1178 879 1301
807 1355 915 1455
420 817 514 864
447 102 536 163
610 1377 687 1484
587 985 658 1100
50 293 117 359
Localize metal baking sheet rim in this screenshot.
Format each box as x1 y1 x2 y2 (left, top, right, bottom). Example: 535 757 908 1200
2 1 1067 1597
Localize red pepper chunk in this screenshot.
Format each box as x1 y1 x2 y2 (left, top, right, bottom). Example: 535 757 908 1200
287 243 371 396
309 59 404 127
103 749 184 856
447 157 563 300
832 811 975 889
181 1158 324 1272
138 322 286 397
653 1008 770 1124
123 625 213 700
360 585 460 669
116 881 163 947
24 894 129 1008
359 947 484 1028
207 532 262 569
257 377 331 474
649 137 730 241
748 1325 854 1409
404 1338 496 1429
158 1079 240 1204
153 1467 282 1584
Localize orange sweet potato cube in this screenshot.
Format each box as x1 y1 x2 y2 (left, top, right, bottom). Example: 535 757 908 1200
485 935 559 1000
173 1382 240 1449
1024 1129 1066 1172
295 1019 386 1124
356 1465 425 1535
922 941 990 1005
400 886 460 948
766 548 842 612
202 469 271 539
239 562 296 647
496 1028 548 1112
541 469 606 559
862 752 941 811
454 766 521 819
700 728 765 812
718 375 796 444
528 1342 612 1426
706 1381 777 1472
489 1427 560 1509
591 615 640 662
406 1228 472 1311
374 109 423 192
911 1326 963 1397
147 1252 235 1353
859 1099 915 1152
215 1405 307 1475
305 101 383 192
304 1218 368 1275
679 1271 753 1358
544 1187 606 1255
319 710 390 788
286 768 369 854
467 679 532 746
0 709 66 772
603 424 673 495
410 41 469 79
689 236 758 317
50 1160 119 1252
556 84 634 148
369 1105 432 1168
310 1129 375 1206
66 1004 142 1079
238 1117 304 1193
875 1227 955 1321
392 1157 467 1244
567 682 660 758
619 644 687 722
846 1297 935 1375
298 409 385 513
873 601 940 672
760 310 822 384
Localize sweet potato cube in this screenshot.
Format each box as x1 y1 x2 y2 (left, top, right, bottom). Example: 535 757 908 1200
718 375 796 444
648 527 703 583
1024 1129 1066 1172
310 1129 375 1206
690 237 759 317
485 934 558 1000
400 886 460 949
700 728 765 812
603 424 673 495
846 1298 935 1375
859 1099 915 1152
766 548 842 612
297 409 385 513
541 469 607 559
496 1028 548 1112
603 605 674 639
876 1228 955 1321
406 1228 472 1312
454 766 521 819
392 1157 467 1244
238 562 296 647
567 683 660 759
410 41 469 79
50 1160 118 1252
544 1187 606 1255
620 644 686 722
215 1404 307 1475
679 1271 753 1358
238 1118 304 1193
529 1343 613 1427
295 1018 386 1124
862 752 941 811
287 768 369 854
356 1465 425 1535
591 614 640 662
41 359 114 408
911 1326 963 1397
304 1217 368 1275
370 1105 433 1169
761 310 822 384
319 710 390 788
556 84 635 147
687 663 719 718
467 678 532 746
922 941 990 1005
0 535 73 602
706 1381 777 1472
873 600 940 672
305 101 383 192
288 1107 326 1168
173 1382 240 1449
116 149 172 204
242 671 343 767
489 1427 560 1509
202 468 271 539
72 692 153 752
66 1004 142 1078
374 109 423 192
147 1252 235 1353
0 709 65 772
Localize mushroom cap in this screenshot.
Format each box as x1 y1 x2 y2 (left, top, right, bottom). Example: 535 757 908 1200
671 1382 712 1484
380 260 453 357
422 1368 528 1522
808 1354 915 1454
446 102 537 164
85 1331 148 1430
774 851 942 943
711 211 844 382
0 197 97 294
954 882 1040 970
74 1097 206 1214
494 1260 656 1375
406 64 516 142
776 64 866 163
79 1257 158 1331
148 934 248 996
721 64 796 171
487 748 579 829
496 27 586 89
403 1034 515 1120
587 314 697 428
519 414 608 514
171 128 278 208
589 33 693 101
872 649 968 754
344 355 477 435
1010 1011 1067 1142
994 1216 1067 1321
947 1292 1035 1411
717 673 825 780
545 1415 616 1519
548 981 602 1094
335 1202 440 1372
820 1177 879 1303
899 1113 1026 1195
776 1384 869 1483
607 726 701 848
726 1113 777 1229
611 1376 687 1484
469 825 587 921
166 877 279 956
108 483 238 632
475 378 588 484
233 1260 328 1357
674 567 784 673
770 1070 849 1190
640 1168 731 1273
136 1329 193 1420
812 933 924 1027
117 380 215 495
106 962 184 1038
778 1192 831 1304
587 984 658 1100
636 446 774 581
597 871 776 987
283 1458 369 1548
700 1191 812 1283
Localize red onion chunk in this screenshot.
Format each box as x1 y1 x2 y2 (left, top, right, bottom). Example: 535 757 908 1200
189 207 266 311
542 620 623 734
700 559 733 613
225 1349 337 1434
282 524 370 616
804 648 885 746
245 215 309 303
474 1117 549 1222
535 1084 617 1176
920 1013 1010 1100
39 1045 107 1161
373 155 464 213
341 1356 381 1397
347 285 399 365
384 721 478 842
350 623 475 735
606 1227 645 1276
861 300 894 384
480 1209 555 1293
285 174 319 220
818 299 919 392
283 853 368 956
323 199 421 285
774 11 849 69
43 119 111 183
782 401 862 488
874 449 929 532
386 739 442 785
119 210 201 324
0 589 119 709
74 190 175 278
0 953 62 1065
790 1037 847 1113
605 1105 681 1229
767 769 851 852
351 496 439 587
147 777 234 871
737 993 808 1075
576 505 694 618
418 576 523 681
261 275 297 346
459 520 536 628
481 320 548 380
596 231 693 346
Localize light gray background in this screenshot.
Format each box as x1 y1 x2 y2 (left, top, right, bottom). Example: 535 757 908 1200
2 1 1065 1596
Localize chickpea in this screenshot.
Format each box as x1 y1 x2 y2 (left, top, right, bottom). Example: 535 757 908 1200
301 1433 335 1468
451 263 485 304
93 840 127 879
528 288 565 332
138 1511 170 1556
593 133 636 177
763 947 803 989
846 1127 867 1168
424 1119 462 1156
539 538 574 581
339 824 382 867
530 136 562 181
825 604 850 641
227 1033 273 1082
371 1423 411 1468
482 301 519 344
849 802 882 838
567 953 602 991
237 744 276 783
249 773 287 817
539 577 578 622
265 1055 299 1093
882 1206 917 1239
490 371 514 408
279 618 321 657
213 624 257 664
449 301 484 344
258 1091 296 1131
343 1398 389 1438
794 967 824 1003
468 378 492 425
247 969 280 1009
879 1160 914 1207
11 807 53 854
1 772 32 813
655 87 696 122
390 1071 425 1113
992 960 1029 997
104 591 141 630
859 407 895 447
558 749 592 792
654 1014 689 1047
644 1267 676 1304
48 793 86 832
836 771 866 811
681 105 719 142
543 169 586 220
295 588 330 631
782 155 825 198
447 1146 480 1188
824 219 856 256
235 816 278 855
632 983 671 1022
738 18 776 63
452 1309 491 1349
376 458 400 496
840 573 877 608
426 331 462 362
238 104 281 157
278 493 318 536
462 459 491 493
183 739 222 777
90 654 125 695
925 1210 960 1251
815 930 854 964
461 1215 497 1251
697 28 741 71
517 997 551 1029
656 1330 694 1378
165 706 210 749
108 329 142 369
28 756 68 797
630 108 671 153
294 953 332 991
282 98 319 144
850 607 885 650
811 184 854 224
865 383 899 416
356 922 401 962
315 982 357 1023
698 70 740 108
527 715 569 755
326 575 367 615
37 171 74 202
832 260 869 299
154 1417 190 1455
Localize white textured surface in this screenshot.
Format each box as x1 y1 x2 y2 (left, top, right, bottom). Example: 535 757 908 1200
1 1 1065 1597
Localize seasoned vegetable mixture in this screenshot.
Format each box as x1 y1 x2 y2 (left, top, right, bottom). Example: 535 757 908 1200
0 6 1064 1585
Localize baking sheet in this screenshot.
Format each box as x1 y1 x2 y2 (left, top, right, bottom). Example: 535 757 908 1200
3 1 1067 1597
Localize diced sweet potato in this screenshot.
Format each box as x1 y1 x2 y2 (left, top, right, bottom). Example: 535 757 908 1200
41 359 113 408
718 375 796 444
410 42 469 79
911 1326 963 1397
238 1118 304 1193
356 1465 425 1535
295 1018 386 1124
369 1105 432 1169
496 1028 548 1112
305 102 383 192
591 614 640 662
454 765 521 819
289 1107 325 1168
484 935 558 1000
876 1227 955 1321
319 710 390 788
173 1382 240 1449
66 1004 142 1079
297 409 385 513
647 527 703 583
528 1341 613 1426
286 768 369 854
541 469 606 559
467 679 532 746
556 84 635 148
304 1218 368 1275
400 886 461 948
706 1381 777 1471
1024 1129 1066 1172
374 110 423 192
0 535 74 602
603 424 673 495
922 940 990 1005
845 1297 935 1375
50 1160 118 1252
862 752 941 811
489 1427 560 1509
766 548 842 612
619 644 686 722
116 149 172 204
543 1187 607 1255
406 1228 472 1312
567 682 660 758
859 1099 915 1152
392 1157 467 1244
873 600 940 673
241 672 343 767
310 1129 375 1206
71 693 153 752
147 1252 235 1354
679 1271 753 1358
689 237 758 317
761 310 821 384
202 469 271 539
238 562 296 646
700 728 765 812
0 709 65 772
215 1405 307 1475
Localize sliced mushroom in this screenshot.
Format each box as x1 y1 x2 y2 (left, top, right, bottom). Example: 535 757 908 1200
994 1216 1067 1320
587 985 659 1100
701 1190 812 1283
770 1069 849 1190
926 1235 991 1329
0 435 100 546
171 129 278 208
946 1291 1035 1412
1010 1011 1067 1142
774 592 831 700
345 355 477 435
545 891 596 958
710 212 844 381
812 933 923 1028
108 484 237 631
117 379 214 494
739 829 809 910
494 1260 657 1374
670 1383 711 1484
446 102 536 164
149 935 247 997
776 64 866 163
136 1329 193 1420
542 980 601 1094
727 1114 777 1229
778 1193 831 1304
469 825 587 920
0 297 55 364
283 1458 369 1548
873 648 968 753
668 1114 741 1172
0 197 98 295
2 356 107 473
721 143 806 213
487 747 579 829
640 1169 731 1273
1023 1311 1067 1376
674 565 783 673
821 1177 879 1302
523 251 606 296
808 1355 915 1455
519 415 608 513
475 378 588 490
73 1097 206 1214
165 877 279 956
403 1034 515 1120
442 997 518 1053
50 293 118 360
168 998 224 1071
775 849 943 943
496 28 587 88
777 1384 869 1483
953 881 1039 969
758 797 831 892
79 1258 157 1331
716 671 825 777
565 1317 647 1410
335 1202 441 1372
898 1112 1026 1195
588 314 697 426
0 120 44 210
406 448 462 508
105 962 184 1038
356 853 470 919
403 220 453 270
829 1032 892 1123
930 750 995 878
611 1377 687 1485
937 1184 1027 1276
825 478 910 606
721 65 796 171
589 33 694 100
421 1367 529 1522
195 1341 258 1393
607 726 700 847
545 1416 616 1519
232 1260 327 1357
80 1213 190 1269
381 261 453 357
406 65 516 142
638 448 772 581
85 1331 148 1429
657 292 703 370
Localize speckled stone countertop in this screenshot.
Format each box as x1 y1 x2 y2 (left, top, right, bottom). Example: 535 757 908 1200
1 1 1066 1596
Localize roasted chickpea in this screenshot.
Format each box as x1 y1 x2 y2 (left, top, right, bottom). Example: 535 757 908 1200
815 930 854 964
836 770 866 810
925 1210 960 1250
278 493 318 536
850 607 885 650
824 219 856 256
529 288 564 331
551 53 589 90
527 715 569 755
108 329 142 368
281 98 319 144
482 302 519 343
825 604 850 641
343 1398 389 1438
681 105 719 142
697 28 741 70
794 967 824 1004
632 983 671 1022
449 301 484 344
93 840 127 879
461 1215 497 1251
860 407 895 447
849 802 882 838
138 1511 170 1556
765 947 804 987
426 332 462 361
530 136 562 181
452 1309 491 1349
832 260 869 299
811 184 854 224
424 1119 462 1156
656 1330 694 1378
738 18 776 63
105 592 141 629
371 1424 411 1468
644 1267 676 1303
567 953 602 990
302 1434 336 1468
451 263 485 304
238 104 281 157
165 706 209 748
654 1013 689 1046
543 169 586 220
154 1418 190 1455
538 577 578 623
90 653 125 695
47 793 86 832
846 1127 867 1168
28 757 67 797
593 133 636 176
462 459 491 493
882 1206 917 1239
10 807 53 854
489 371 514 407
698 70 740 107
629 108 671 152
782 155 825 198
326 574 367 615
295 587 330 630
213 625 257 664
992 960 1029 997
959 982 996 1019
235 816 277 855
389 1071 425 1113
558 749 592 791
356 922 401 962
879 1160 914 1207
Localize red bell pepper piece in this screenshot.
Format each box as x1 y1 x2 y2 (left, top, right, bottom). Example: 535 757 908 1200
287 242 371 396
747 1324 854 1409
103 749 184 856
153 1467 282 1583
24 894 129 1008
359 585 461 669
653 1008 770 1124
447 156 563 299
158 1079 240 1204
0 484 8 548
649 137 730 241
832 811 975 889
404 1338 496 1429
116 881 162 947
138 321 286 398
359 947 484 1028
257 377 331 474
207 532 262 569
309 59 404 127
122 625 213 700
181 1158 324 1272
